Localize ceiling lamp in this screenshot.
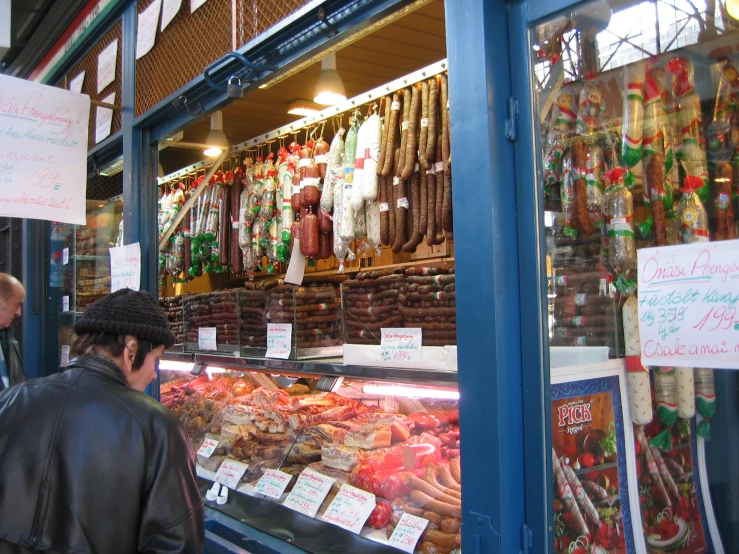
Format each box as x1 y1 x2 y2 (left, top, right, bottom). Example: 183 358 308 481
204 111 229 157
314 53 346 105
728 0 739 19
287 99 322 117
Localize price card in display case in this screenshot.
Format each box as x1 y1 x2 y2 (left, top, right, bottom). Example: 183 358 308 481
637 240 739 369
266 323 291 359
62 296 69 312
254 469 292 500
387 513 429 553
197 437 219 458
214 458 248 490
198 327 217 351
62 247 69 265
380 328 422 362
322 484 375 534
284 468 335 518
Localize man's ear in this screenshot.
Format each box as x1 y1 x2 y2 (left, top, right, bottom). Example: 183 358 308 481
121 337 138 373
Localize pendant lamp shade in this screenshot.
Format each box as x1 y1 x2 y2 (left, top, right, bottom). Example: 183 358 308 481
728 0 739 20
314 53 346 105
204 111 228 157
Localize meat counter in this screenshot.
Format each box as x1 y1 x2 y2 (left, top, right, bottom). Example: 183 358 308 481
159 361 462 554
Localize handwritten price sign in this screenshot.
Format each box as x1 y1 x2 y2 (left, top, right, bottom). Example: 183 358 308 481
197 437 219 458
109 242 141 292
266 323 292 359
0 75 89 225
637 240 739 369
254 469 292 500
381 328 422 362
214 458 248 490
388 513 429 553
322 484 375 534
284 468 335 518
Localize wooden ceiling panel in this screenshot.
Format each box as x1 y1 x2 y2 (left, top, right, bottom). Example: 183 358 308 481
164 0 446 174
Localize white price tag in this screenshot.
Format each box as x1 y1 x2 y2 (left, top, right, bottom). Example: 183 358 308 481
197 437 219 458
69 71 85 94
62 247 69 265
198 327 217 350
97 39 118 93
380 328 422 362
266 323 292 359
214 458 249 490
62 296 69 313
284 468 335 518
60 345 70 367
388 513 429 553
322 484 375 534
254 469 293 500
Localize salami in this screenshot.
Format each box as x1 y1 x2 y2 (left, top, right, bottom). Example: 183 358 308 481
623 297 653 425
397 88 411 179
381 93 400 177
419 80 430 170
362 113 382 201
366 200 381 253
230 170 244 273
695 367 716 438
402 170 422 252
352 118 370 212
340 115 360 241
440 74 452 234
377 96 392 175
314 137 330 180
401 84 421 181
300 211 320 258
425 77 438 168
379 176 390 245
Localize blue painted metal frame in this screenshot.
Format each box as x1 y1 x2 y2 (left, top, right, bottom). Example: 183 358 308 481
508 1 556 552
445 1 527 552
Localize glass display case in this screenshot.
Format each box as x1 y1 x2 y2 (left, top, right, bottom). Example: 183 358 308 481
159 362 460 553
54 197 123 366
530 1 738 552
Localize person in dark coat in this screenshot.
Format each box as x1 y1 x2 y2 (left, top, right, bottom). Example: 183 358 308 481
0 288 204 554
0 273 25 389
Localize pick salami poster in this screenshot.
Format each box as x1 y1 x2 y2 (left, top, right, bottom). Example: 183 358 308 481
551 363 642 554
0 75 89 225
631 377 722 553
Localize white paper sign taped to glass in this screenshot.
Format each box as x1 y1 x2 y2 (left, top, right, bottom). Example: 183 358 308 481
136 0 161 60
0 75 90 225
109 242 141 292
637 240 739 369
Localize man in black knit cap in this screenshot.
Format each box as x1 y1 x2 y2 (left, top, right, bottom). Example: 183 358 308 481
0 288 204 554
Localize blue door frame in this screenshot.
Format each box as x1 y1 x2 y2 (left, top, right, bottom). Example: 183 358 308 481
25 0 565 551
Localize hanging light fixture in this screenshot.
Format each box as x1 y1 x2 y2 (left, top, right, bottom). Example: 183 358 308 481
313 53 346 105
728 0 739 19
203 111 229 157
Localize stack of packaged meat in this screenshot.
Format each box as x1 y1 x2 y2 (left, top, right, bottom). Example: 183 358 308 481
184 290 240 347
548 230 623 356
398 268 455 347
159 295 185 345
342 273 403 345
264 282 344 352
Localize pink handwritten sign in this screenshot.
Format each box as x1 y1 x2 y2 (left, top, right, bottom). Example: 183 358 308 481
637 240 739 369
322 484 375 534
0 75 89 225
214 458 249 490
254 469 292 500
284 468 335 517
387 513 429 552
266 323 292 359
109 242 141 292
381 328 422 362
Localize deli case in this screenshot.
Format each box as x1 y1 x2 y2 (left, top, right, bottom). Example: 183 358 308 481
158 355 460 554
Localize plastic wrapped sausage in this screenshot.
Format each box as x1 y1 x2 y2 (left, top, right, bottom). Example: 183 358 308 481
320 129 345 213
300 211 320 258
653 367 678 429
676 175 709 244
604 168 636 293
340 115 360 242
641 65 668 246
675 367 695 419
362 113 382 201
695 367 716 438
620 62 645 176
352 118 370 212
623 296 653 425
668 57 710 204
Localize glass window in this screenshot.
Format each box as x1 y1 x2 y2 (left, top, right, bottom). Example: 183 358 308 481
532 1 738 552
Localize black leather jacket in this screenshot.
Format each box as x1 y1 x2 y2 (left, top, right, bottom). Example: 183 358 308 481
0 355 204 554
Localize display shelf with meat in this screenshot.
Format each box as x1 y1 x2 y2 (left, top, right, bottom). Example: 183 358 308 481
257 280 345 358
547 227 623 357
159 295 185 345
160 367 460 553
184 290 243 352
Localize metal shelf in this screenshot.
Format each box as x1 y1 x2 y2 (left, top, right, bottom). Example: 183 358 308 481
161 350 457 385
74 255 110 261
